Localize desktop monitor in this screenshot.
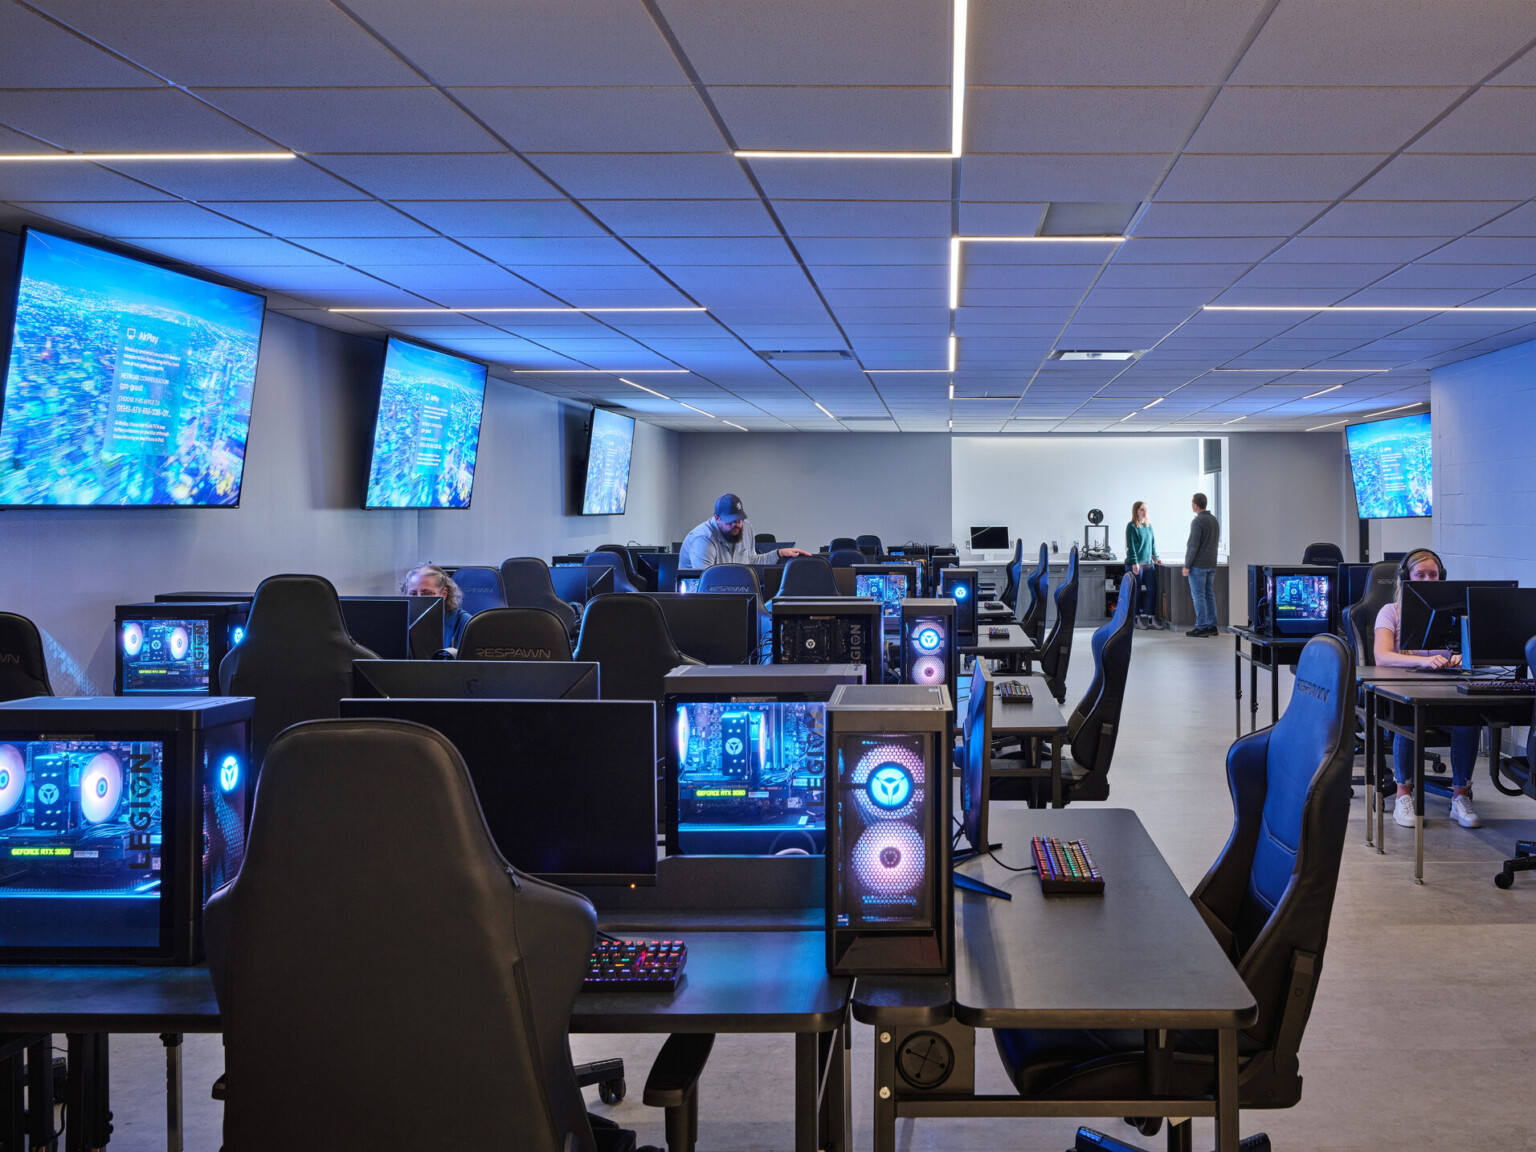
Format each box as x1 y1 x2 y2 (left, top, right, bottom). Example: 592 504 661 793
968 526 1009 551
0 228 265 508
1399 579 1517 652
646 593 758 664
959 661 993 855
350 659 600 700
338 699 656 886
580 408 636 516
339 596 444 660
647 553 682 594
854 567 911 629
1460 588 1536 671
1337 564 1375 610
675 572 703 596
364 336 487 509
115 601 248 696
1346 412 1432 519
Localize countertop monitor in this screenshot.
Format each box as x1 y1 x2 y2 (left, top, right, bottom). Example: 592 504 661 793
364 336 487 509
0 228 265 508
968 526 1009 551
350 660 600 700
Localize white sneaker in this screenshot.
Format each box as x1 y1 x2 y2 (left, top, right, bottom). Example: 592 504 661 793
1393 794 1417 828
1450 794 1482 828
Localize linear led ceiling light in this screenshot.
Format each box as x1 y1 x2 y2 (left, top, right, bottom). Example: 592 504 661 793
1142 397 1164 409
512 368 688 374
948 335 957 373
330 306 706 314
1205 305 1536 314
866 368 952 373
678 402 716 418
1366 402 1427 418
1303 384 1344 399
0 151 296 161
1222 416 1247 424
1212 367 1389 372
619 378 671 400
1051 350 1140 361
721 420 748 431
814 401 837 420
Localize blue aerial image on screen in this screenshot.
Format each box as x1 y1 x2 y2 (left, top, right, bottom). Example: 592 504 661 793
365 337 487 509
0 230 264 506
582 408 634 515
1346 412 1432 519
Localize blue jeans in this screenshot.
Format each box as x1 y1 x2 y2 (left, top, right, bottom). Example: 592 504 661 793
1393 727 1478 789
1133 564 1158 618
1188 567 1216 629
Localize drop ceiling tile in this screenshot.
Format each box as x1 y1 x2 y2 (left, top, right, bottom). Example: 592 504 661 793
513 264 680 292
1233 262 1398 289
1334 286 1488 308
196 200 436 239
529 153 754 199
796 237 949 264
1230 0 1536 84
311 153 554 199
1190 87 1460 154
748 159 952 201
292 237 490 265
956 202 1048 234
1118 237 1282 263
657 0 949 84
1469 202 1536 236
0 7 148 85
1134 201 1325 238
1268 236 1452 263
962 156 1165 202
1418 236 1536 263
341 0 686 85
627 237 797 264
199 264 393 293
473 237 644 265
373 263 532 291
968 87 1207 153
397 200 606 237
195 88 503 153
971 0 1272 85
812 265 944 289
589 199 777 235
100 159 370 201
1158 154 1388 201
1307 199 1519 235
773 200 951 238
1375 263 1531 290
452 87 723 152
0 89 271 152
9 200 264 238
710 86 947 151
1351 155 1536 200
127 236 337 266
1097 263 1247 288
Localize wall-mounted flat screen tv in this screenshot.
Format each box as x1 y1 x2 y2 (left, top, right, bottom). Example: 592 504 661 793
1345 411 1431 519
581 407 635 516
364 336 487 509
0 228 265 507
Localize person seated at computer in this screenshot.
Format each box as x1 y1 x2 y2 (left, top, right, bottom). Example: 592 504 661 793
1125 500 1162 629
1374 548 1480 829
679 493 810 569
401 563 472 651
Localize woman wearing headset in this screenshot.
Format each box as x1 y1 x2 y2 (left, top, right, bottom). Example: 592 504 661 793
1373 548 1481 829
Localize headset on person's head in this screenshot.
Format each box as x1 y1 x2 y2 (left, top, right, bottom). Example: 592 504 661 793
1398 548 1447 582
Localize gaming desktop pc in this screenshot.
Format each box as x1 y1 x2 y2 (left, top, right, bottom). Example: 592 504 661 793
663 664 865 856
900 600 958 702
825 684 953 976
115 601 249 696
771 598 883 686
0 696 252 963
939 567 978 642
853 567 912 633
1246 566 1335 638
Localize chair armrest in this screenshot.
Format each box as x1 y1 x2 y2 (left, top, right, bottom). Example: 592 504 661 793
641 1033 715 1109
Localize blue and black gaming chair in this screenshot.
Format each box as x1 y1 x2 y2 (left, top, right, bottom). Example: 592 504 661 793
1001 539 1024 610
1019 544 1049 643
777 557 840 598
450 566 506 616
993 634 1354 1151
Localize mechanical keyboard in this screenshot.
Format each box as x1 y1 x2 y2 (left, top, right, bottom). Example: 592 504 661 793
987 626 1011 638
584 938 688 992
981 601 1008 612
1456 679 1536 695
996 680 1033 703
1031 836 1104 894
1077 1128 1271 1152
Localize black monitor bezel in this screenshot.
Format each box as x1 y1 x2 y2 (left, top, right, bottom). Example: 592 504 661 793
1398 579 1517 652
1460 586 1536 670
1344 410 1432 521
578 406 636 516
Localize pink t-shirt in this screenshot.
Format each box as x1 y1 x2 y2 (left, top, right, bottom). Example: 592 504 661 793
1374 601 1450 658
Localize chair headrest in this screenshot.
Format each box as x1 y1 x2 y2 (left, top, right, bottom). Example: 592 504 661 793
699 565 761 596
457 609 572 661
500 557 557 599
235 574 368 664
1273 634 1351 753
0 613 52 701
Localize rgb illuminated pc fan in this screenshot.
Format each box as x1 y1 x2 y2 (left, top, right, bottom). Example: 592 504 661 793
906 618 949 687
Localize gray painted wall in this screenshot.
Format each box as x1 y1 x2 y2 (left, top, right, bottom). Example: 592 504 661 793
1 302 678 695
674 432 952 549
1431 339 1536 583
1225 432 1354 593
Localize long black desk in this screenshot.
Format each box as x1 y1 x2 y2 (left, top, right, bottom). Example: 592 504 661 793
854 807 1257 1152
990 674 1069 808
962 624 1038 674
1230 626 1310 737
0 931 851 1152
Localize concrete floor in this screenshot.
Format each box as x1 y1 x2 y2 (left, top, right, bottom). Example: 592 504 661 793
99 628 1536 1151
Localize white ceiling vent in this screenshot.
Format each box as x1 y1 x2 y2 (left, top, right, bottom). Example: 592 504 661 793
757 350 854 362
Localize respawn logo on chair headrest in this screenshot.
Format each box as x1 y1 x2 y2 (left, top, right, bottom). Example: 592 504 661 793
1295 678 1330 703
472 646 552 660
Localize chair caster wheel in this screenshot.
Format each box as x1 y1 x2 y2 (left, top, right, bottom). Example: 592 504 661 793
599 1078 627 1104
1494 870 1514 890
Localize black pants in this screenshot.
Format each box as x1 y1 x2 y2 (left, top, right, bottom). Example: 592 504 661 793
1132 563 1158 619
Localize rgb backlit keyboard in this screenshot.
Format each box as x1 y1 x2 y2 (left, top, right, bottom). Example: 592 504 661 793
584 938 688 992
1031 836 1104 895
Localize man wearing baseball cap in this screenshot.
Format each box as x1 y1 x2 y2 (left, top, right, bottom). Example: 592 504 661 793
679 493 809 569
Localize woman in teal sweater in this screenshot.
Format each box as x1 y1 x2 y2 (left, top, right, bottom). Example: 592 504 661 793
1125 501 1161 628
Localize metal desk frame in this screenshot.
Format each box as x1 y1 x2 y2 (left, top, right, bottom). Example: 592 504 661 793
1230 627 1310 738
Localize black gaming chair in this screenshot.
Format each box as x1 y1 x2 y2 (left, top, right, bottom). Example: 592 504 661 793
457 608 573 661
217 574 378 774
829 537 858 552
0 613 53 702
700 565 771 658
777 556 840 598
596 545 653 593
1301 542 1345 567
827 549 865 569
993 634 1355 1152
855 534 883 559
755 532 776 547
1038 547 1079 704
1001 539 1025 610
1492 635 1536 887
205 718 658 1152
584 552 642 595
501 557 579 636
1345 562 1399 668
451 566 507 616
574 595 702 705
1019 544 1049 644
1054 574 1136 804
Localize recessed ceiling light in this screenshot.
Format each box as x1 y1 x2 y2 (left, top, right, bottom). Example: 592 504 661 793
734 150 950 160
866 368 950 373
1212 367 1389 373
1303 384 1344 399
1365 402 1427 418
1222 416 1247 424
512 369 688 374
1205 305 1536 313
814 401 837 420
951 0 969 157
619 378 671 400
0 151 296 162
1142 397 1164 409
758 349 853 362
1049 350 1141 361
1306 418 1351 432
331 306 705 314
960 235 1125 243
678 402 716 418
1118 412 1137 422
948 335 957 373
948 383 955 400
721 420 748 432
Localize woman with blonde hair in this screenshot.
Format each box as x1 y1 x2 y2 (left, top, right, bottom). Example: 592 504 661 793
400 562 473 651
1125 501 1162 628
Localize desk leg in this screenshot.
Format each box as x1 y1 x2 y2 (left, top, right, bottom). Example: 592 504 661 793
64 1035 109 1152
1233 637 1241 739
1363 693 1375 848
1 1042 22 1152
1270 661 1280 727
1052 738 1063 809
1215 1027 1240 1152
1414 710 1426 884
1376 709 1386 853
1249 661 1258 733
27 1037 56 1152
795 1033 817 1152
161 1034 183 1152
873 1028 897 1152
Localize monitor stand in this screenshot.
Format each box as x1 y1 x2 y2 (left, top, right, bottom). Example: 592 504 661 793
951 840 1010 900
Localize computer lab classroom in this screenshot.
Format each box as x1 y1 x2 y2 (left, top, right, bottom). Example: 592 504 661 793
3 1 1536 1150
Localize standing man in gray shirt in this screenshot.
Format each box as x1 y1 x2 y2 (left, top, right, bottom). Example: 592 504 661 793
680 493 809 569
1182 492 1221 637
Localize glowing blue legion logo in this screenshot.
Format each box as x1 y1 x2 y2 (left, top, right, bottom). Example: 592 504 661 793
724 737 744 756
232 627 245 646
219 756 240 793
914 626 943 652
867 764 913 810
953 585 967 599
37 784 60 805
